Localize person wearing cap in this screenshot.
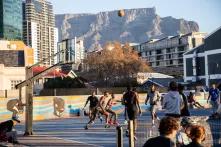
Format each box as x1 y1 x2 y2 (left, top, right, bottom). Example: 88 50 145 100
0 117 20 144
176 117 193 146
163 81 184 118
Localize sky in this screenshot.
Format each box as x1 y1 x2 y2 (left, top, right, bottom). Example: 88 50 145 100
48 0 221 33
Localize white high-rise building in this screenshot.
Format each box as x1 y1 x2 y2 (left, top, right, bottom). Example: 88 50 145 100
57 37 85 64
23 0 58 65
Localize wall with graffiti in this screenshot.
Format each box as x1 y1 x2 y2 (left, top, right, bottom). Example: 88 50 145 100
0 94 148 122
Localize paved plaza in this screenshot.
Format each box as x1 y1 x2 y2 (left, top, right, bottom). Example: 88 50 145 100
12 108 221 147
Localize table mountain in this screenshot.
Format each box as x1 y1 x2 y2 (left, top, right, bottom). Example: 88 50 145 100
55 7 199 51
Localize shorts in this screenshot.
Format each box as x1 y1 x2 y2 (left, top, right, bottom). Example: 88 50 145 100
90 107 98 114
210 100 219 112
127 108 137 120
97 107 108 115
150 104 157 113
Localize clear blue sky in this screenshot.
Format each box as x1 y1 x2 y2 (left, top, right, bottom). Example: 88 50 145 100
49 0 221 33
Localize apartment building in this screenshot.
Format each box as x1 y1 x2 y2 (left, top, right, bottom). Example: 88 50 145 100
184 27 221 87
23 0 58 65
133 32 206 76
57 37 85 70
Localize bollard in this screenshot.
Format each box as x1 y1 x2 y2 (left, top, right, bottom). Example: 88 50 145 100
129 120 134 147
54 88 57 96
5 89 7 98
116 126 123 147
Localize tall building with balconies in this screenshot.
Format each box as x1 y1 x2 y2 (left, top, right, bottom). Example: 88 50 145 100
57 37 85 64
133 32 207 76
23 0 58 65
0 0 23 40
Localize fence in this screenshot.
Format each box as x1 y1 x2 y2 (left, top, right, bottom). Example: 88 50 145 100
142 117 221 147
0 89 25 98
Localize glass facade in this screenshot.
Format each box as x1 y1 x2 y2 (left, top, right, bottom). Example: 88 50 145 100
0 0 23 40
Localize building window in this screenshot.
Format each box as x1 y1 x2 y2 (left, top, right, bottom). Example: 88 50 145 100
170 60 173 65
192 38 196 48
11 80 22 90
149 51 152 55
156 50 162 55
179 38 182 45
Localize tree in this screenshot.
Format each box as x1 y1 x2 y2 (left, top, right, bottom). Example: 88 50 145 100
84 41 152 87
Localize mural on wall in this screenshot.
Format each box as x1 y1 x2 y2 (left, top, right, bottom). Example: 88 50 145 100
53 97 65 117
7 99 24 118
0 94 150 122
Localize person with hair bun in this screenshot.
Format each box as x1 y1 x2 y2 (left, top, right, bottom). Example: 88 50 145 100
184 125 205 147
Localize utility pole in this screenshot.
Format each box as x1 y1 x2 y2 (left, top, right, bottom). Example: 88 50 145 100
24 66 33 135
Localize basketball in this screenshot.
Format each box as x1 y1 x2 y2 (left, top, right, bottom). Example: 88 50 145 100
118 9 125 17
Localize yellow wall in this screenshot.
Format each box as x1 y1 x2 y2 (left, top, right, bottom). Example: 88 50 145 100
0 40 34 66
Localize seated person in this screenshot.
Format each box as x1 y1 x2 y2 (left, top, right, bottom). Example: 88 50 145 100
188 92 204 109
184 125 206 147
0 117 20 144
143 116 180 147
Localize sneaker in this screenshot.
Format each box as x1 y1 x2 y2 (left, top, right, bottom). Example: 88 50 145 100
124 120 128 125
104 124 110 128
84 125 88 130
91 121 95 125
156 117 160 121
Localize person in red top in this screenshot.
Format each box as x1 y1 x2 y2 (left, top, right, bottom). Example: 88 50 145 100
187 92 204 109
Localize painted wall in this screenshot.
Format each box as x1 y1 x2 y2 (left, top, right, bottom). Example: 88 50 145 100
0 94 147 122
0 93 208 122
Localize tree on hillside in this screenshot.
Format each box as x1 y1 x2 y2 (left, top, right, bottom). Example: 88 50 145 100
84 41 152 87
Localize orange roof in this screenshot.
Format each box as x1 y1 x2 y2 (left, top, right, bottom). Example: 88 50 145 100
32 66 67 78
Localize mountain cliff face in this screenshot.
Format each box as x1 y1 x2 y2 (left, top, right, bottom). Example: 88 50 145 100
55 7 199 50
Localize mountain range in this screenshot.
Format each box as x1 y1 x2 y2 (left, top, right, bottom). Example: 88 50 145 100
55 7 199 51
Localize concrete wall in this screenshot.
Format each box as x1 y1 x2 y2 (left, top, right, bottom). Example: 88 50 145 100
0 90 25 98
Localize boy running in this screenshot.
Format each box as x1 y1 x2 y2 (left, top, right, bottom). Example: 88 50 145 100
105 93 119 126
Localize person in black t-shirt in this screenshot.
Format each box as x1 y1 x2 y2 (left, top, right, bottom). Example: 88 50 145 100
83 91 99 129
0 117 20 144
143 117 179 147
123 86 141 140
178 84 190 116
